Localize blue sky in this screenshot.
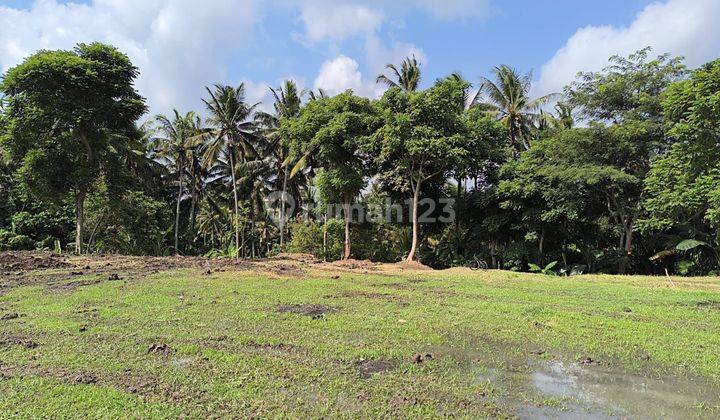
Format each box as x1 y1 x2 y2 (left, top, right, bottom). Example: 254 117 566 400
1 0 718 117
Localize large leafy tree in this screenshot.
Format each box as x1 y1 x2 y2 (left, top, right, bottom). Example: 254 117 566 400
499 126 641 272
479 65 555 152
566 48 687 273
0 43 146 253
640 59 720 270
368 77 471 262
283 92 378 259
376 56 422 93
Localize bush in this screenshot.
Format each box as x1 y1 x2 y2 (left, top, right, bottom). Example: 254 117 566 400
7 235 35 251
286 219 344 261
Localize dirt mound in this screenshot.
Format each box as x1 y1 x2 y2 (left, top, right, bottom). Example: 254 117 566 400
270 253 320 263
265 262 306 277
329 258 378 270
392 260 432 271
0 251 72 271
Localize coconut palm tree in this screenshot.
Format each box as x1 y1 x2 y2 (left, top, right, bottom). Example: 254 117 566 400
554 101 575 129
307 88 329 101
256 80 305 247
148 110 203 253
479 65 557 151
200 83 258 257
376 55 422 92
446 72 483 112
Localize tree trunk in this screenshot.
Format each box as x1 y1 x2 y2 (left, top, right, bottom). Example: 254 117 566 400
174 160 184 254
323 212 328 262
76 130 92 255
490 240 497 269
342 202 351 260
228 147 240 259
75 188 86 255
189 184 197 233
618 221 635 275
280 164 288 248
407 179 421 262
455 175 462 257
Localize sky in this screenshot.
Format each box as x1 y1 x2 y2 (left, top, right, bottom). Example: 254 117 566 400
1 0 719 118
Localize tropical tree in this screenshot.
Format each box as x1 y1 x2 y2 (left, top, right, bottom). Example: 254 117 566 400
307 88 329 101
148 110 203 253
283 92 379 259
0 42 146 253
478 65 556 151
256 80 304 247
200 83 258 257
369 77 471 262
566 48 686 273
640 59 720 272
376 55 422 92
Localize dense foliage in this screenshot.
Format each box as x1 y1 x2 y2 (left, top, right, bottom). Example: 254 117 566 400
1 43 719 275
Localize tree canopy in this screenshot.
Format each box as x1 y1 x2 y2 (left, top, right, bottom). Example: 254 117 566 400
2 46 720 276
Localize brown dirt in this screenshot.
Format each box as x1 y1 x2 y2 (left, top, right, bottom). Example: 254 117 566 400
277 303 338 319
266 263 306 277
392 260 433 271
696 300 720 310
0 336 39 349
0 251 72 271
147 343 172 356
325 291 406 303
270 253 320 264
357 359 396 379
0 363 207 406
0 312 21 321
329 258 379 271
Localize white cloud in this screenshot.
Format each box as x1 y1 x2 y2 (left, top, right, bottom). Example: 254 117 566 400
314 55 374 96
294 0 489 44
409 0 491 20
0 0 264 118
537 0 720 95
298 1 384 42
365 35 426 78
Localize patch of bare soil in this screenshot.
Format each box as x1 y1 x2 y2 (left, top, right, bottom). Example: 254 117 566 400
0 336 39 349
357 359 396 379
0 251 71 271
329 258 379 271
0 253 260 296
277 303 338 319
0 363 207 406
147 343 172 356
392 260 433 271
270 253 320 264
696 300 720 310
267 263 306 277
326 291 406 303
0 312 21 321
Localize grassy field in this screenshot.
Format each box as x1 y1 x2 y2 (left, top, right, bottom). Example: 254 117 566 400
1 253 719 418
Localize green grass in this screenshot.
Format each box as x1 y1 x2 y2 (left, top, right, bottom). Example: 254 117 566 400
1 264 719 418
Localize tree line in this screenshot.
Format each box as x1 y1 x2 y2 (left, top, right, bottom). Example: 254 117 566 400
1 43 719 276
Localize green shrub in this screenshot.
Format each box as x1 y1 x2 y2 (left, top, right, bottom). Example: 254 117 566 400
7 235 35 251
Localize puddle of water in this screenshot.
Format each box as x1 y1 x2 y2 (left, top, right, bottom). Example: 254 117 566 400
517 359 718 419
532 361 578 397
433 343 718 418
